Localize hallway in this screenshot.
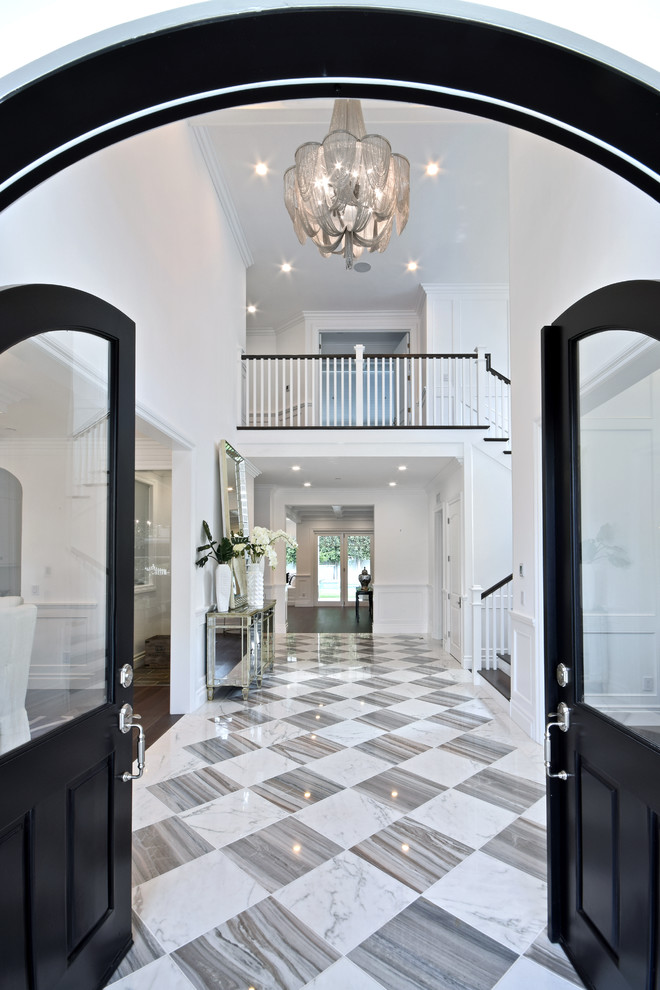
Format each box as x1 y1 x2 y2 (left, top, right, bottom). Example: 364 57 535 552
108 634 583 990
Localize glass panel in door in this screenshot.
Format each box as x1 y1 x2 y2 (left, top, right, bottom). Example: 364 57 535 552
0 330 109 757
347 534 371 592
578 329 660 743
317 535 341 602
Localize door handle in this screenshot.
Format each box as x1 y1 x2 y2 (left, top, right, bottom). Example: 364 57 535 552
118 703 146 781
544 702 571 781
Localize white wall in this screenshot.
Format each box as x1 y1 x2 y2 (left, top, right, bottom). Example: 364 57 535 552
266 487 430 634
508 127 660 739
0 121 247 712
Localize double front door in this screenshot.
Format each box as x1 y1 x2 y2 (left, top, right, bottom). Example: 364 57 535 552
316 532 372 606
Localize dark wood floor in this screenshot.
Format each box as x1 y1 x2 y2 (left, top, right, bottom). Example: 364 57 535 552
287 605 372 633
133 685 182 748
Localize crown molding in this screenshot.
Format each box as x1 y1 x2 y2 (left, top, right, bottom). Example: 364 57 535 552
421 283 509 299
190 123 253 269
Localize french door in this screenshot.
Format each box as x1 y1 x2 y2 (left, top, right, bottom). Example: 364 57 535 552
543 280 660 990
316 533 372 606
0 285 136 989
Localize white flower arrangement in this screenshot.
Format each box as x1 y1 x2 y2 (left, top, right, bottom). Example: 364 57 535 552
234 526 297 568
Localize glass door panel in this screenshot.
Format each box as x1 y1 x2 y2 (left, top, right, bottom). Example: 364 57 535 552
347 534 371 592
0 330 110 756
578 329 660 742
317 535 341 602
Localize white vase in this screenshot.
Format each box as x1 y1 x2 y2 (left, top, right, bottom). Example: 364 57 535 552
215 563 232 612
246 557 265 609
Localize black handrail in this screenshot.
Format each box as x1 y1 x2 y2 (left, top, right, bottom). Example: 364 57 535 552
242 353 481 361
481 573 514 600
485 353 511 385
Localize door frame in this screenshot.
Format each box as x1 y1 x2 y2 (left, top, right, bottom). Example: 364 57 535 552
542 279 660 950
314 530 374 607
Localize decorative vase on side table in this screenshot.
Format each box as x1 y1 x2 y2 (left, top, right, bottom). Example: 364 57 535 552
215 563 232 612
246 557 265 609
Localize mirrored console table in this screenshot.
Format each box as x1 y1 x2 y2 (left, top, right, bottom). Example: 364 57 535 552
206 600 275 701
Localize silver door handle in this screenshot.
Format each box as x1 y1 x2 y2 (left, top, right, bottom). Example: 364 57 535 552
544 701 571 780
118 703 146 781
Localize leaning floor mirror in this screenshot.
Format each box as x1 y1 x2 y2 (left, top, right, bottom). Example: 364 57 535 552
218 440 249 604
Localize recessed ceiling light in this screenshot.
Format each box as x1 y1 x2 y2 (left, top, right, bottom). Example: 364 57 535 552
281 262 292 273
398 465 407 471
354 262 371 273
303 482 311 487
389 481 397 487
291 465 301 471
426 162 440 176
247 304 256 314
407 261 418 272
255 162 268 176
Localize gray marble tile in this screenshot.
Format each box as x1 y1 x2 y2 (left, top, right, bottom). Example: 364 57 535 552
359 690 409 707
146 765 241 813
132 816 215 885
430 708 493 730
524 929 586 987
353 766 445 813
270 732 345 764
351 816 474 893
456 767 546 814
482 818 547 881
348 898 517 990
440 733 515 766
222 816 343 892
299 689 345 706
355 676 403 689
172 897 340 989
357 708 417 731
106 911 165 983
183 734 261 764
284 708 345 731
251 766 345 812
356 732 431 765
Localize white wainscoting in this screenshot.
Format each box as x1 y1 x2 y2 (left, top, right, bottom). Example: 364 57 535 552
194 607 208 709
510 609 542 743
373 585 430 635
28 602 101 690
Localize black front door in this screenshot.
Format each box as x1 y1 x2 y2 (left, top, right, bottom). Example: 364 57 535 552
0 284 136 989
543 280 660 990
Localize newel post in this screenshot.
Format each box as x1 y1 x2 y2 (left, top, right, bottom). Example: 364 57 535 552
354 344 364 426
471 585 483 684
475 348 488 427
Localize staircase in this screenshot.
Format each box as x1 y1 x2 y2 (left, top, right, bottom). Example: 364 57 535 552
471 574 513 699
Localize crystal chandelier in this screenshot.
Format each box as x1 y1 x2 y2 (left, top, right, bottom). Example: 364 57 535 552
284 100 410 269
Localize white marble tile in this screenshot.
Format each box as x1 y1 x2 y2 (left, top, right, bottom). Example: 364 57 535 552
379 669 425 682
410 788 517 848
315 719 385 747
266 682 319 699
132 849 268 952
329 683 378 699
302 955 388 988
521 797 547 827
395 719 461 747
234 720 306 748
398 746 485 787
274 850 417 954
455 696 499 718
381 681 433 699
493 952 579 989
217 747 301 787
135 745 207 788
276 669 323 682
425 850 547 954
179 788 289 847
387 699 448 718
110 954 197 989
471 715 536 748
307 747 392 786
295 787 402 847
255 698 316 719
324 698 380 719
492 745 545 784
132 787 174 831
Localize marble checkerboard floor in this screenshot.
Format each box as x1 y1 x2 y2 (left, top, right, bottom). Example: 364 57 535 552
106 633 584 990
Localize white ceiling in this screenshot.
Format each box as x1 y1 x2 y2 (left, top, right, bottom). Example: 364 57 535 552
192 97 509 503
192 99 510 332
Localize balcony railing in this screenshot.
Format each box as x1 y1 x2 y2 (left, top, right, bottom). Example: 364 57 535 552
240 347 510 434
